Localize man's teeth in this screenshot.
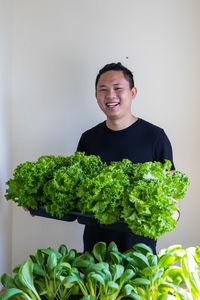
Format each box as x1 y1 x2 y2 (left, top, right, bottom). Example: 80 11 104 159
106 103 119 107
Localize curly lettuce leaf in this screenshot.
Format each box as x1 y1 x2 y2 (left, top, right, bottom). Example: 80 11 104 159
5 154 190 239
77 164 130 224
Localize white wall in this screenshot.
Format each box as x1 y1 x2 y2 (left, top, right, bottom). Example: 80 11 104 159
0 0 12 280
3 0 200 268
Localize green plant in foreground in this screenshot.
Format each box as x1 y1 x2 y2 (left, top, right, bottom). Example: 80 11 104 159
1 242 200 300
1 244 81 300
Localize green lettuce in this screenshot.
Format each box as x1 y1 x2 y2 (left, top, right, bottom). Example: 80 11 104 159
77 163 130 224
5 153 189 239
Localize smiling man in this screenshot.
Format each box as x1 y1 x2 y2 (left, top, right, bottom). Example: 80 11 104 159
77 62 175 254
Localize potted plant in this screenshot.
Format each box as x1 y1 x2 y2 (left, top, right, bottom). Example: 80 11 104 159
1 241 200 300
5 153 190 240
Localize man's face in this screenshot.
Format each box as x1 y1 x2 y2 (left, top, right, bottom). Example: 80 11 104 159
96 70 137 122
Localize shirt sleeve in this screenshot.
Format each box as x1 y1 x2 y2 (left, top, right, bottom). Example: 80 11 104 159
76 134 84 152
153 129 175 170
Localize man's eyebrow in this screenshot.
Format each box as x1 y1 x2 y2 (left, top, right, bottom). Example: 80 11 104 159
98 84 107 88
98 83 123 87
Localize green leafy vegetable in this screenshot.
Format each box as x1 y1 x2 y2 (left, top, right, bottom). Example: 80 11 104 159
1 242 200 300
5 152 189 239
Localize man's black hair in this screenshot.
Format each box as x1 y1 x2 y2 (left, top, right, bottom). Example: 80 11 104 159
95 62 135 90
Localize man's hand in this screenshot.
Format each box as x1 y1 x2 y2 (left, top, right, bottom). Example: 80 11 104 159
23 207 35 217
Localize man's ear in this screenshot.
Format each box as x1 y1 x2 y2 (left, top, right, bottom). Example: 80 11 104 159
131 87 137 99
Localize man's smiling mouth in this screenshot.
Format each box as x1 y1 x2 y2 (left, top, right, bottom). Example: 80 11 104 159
106 102 120 107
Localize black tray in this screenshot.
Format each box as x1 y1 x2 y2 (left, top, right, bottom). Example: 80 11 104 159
29 206 132 233
29 206 77 222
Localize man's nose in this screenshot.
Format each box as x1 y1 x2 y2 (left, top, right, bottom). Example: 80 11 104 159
106 89 116 98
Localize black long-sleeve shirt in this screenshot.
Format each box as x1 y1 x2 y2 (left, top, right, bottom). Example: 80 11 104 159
77 118 175 253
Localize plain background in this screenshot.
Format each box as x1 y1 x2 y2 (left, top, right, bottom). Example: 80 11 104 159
0 0 200 278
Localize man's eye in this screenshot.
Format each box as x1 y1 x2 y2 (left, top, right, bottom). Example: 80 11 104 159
115 88 122 91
